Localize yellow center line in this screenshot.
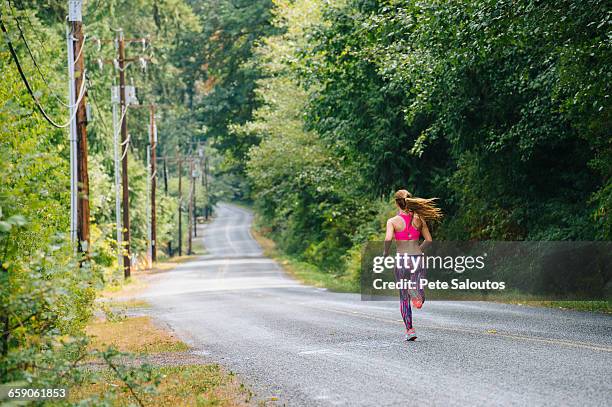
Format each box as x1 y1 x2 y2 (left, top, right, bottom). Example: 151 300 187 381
302 304 612 353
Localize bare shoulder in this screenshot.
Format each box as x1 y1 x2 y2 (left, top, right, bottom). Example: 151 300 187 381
389 214 403 222
388 215 403 229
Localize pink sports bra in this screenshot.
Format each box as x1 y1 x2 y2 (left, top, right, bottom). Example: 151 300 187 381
394 212 421 241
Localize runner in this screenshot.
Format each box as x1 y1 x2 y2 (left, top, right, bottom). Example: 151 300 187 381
383 189 442 341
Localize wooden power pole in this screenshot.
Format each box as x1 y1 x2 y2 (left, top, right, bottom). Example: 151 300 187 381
69 1 90 254
117 31 131 277
203 156 209 220
193 160 197 238
163 157 168 195
91 28 151 277
177 152 183 256
188 159 194 255
149 105 157 262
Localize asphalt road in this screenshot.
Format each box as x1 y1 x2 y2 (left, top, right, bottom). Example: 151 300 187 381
143 203 612 406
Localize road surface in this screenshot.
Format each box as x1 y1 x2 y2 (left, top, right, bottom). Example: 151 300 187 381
143 203 612 406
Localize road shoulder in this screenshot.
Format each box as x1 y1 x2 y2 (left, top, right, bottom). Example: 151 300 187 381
76 258 254 406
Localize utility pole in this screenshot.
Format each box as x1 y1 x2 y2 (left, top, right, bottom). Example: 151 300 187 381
188 158 195 255
73 13 89 254
203 156 210 220
94 31 150 277
66 24 77 246
195 145 204 234
150 105 157 262
112 32 150 277
146 143 151 267
161 155 170 256
94 30 150 275
117 30 131 277
193 158 197 238
163 157 168 196
177 152 183 256
198 147 207 220
111 87 122 273
67 1 89 254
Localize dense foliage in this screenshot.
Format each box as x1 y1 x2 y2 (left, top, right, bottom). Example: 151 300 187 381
182 0 276 194
238 0 610 274
0 0 213 397
1 35 94 386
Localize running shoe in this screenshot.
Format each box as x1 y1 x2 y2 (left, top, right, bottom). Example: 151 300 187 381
405 329 417 341
411 296 423 309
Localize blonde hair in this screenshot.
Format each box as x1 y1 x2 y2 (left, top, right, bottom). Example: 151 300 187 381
394 189 443 222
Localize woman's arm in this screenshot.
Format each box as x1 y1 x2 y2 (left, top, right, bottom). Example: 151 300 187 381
383 219 394 256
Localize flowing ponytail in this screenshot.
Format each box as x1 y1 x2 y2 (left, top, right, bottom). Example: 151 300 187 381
394 189 443 222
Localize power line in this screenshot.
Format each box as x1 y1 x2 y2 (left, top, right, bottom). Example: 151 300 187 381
0 14 85 129
6 0 71 107
73 34 87 66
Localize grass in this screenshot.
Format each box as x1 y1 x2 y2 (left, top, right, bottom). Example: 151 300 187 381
86 315 190 353
192 234 207 255
153 254 198 269
151 365 251 407
424 291 612 313
276 257 359 293
70 364 252 406
72 236 255 406
80 315 252 406
251 225 358 293
102 276 149 298
104 298 151 309
508 300 612 313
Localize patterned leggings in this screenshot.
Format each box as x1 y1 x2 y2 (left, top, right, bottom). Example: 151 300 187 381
394 263 426 331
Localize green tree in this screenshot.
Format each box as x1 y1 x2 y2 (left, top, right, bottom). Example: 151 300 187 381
185 0 276 194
